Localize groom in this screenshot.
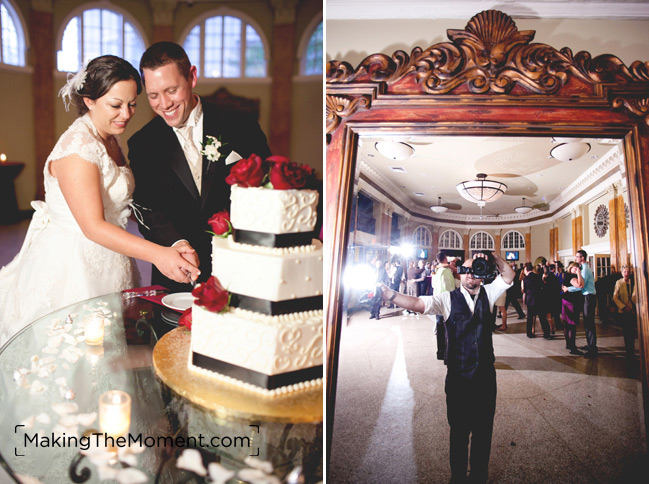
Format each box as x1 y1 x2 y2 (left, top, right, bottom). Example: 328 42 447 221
128 42 271 292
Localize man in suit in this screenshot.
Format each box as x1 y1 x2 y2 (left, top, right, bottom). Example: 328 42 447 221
128 42 271 292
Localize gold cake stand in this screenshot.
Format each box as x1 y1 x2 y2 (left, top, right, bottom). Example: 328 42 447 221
152 327 323 423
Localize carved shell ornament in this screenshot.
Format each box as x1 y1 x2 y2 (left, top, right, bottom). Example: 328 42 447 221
326 9 649 132
594 205 609 238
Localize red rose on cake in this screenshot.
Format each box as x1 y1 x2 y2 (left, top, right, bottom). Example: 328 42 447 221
178 307 193 330
269 160 314 190
225 154 315 190
207 210 232 237
192 276 229 313
225 153 265 187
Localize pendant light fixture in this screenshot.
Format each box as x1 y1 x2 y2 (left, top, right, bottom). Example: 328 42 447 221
430 196 449 213
456 173 507 207
514 197 533 214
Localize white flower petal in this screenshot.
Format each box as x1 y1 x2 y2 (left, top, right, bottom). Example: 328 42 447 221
208 462 235 484
36 413 51 424
244 457 274 474
77 412 97 426
176 448 207 476
116 468 148 484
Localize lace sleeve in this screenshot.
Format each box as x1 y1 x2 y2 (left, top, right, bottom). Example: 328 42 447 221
46 116 105 170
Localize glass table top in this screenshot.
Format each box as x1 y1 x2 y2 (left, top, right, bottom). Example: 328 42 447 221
0 292 323 484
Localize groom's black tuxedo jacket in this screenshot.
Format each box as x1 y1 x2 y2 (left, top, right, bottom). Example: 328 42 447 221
127 101 271 292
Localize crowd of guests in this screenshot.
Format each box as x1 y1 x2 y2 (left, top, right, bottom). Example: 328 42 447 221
368 249 638 361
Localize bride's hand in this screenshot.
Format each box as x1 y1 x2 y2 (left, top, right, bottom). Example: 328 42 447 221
153 246 200 284
173 241 200 269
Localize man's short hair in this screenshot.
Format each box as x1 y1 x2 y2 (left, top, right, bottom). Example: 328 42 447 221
577 249 588 259
139 41 192 83
436 251 447 263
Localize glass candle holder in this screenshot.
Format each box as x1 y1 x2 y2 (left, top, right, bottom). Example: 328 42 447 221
99 390 131 438
84 315 105 346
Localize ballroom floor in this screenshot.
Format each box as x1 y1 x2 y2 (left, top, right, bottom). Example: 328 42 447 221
330 306 648 484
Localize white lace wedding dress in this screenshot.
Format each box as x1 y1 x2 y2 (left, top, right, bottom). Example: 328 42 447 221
0 114 140 346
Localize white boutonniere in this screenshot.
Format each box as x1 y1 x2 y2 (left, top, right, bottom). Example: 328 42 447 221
201 135 228 162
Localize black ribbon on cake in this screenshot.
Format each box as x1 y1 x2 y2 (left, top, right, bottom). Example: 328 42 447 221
229 293 322 316
193 353 323 390
233 229 313 248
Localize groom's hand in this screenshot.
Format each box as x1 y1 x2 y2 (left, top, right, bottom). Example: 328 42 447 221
173 241 200 269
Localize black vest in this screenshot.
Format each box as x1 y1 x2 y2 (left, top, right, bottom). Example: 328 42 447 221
444 287 496 378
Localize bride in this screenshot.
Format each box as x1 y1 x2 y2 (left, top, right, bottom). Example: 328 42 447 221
0 55 200 346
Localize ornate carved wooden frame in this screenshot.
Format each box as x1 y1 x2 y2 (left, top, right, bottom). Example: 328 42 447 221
325 9 649 452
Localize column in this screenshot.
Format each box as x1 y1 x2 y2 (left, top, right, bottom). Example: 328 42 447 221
571 207 583 255
431 227 439 259
269 0 298 156
30 0 55 201
525 230 532 263
463 230 470 261
150 0 176 43
608 183 628 272
494 229 502 259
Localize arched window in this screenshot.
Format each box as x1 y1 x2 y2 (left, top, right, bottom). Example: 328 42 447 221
439 230 463 250
1 0 26 67
57 6 146 72
413 226 432 247
181 12 267 79
300 18 322 75
502 230 526 249
470 231 495 251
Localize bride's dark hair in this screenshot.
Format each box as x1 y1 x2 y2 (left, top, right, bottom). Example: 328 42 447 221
71 55 142 116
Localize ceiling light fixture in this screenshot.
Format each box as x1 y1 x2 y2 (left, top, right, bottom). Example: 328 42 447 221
550 141 591 162
374 141 415 160
514 197 533 214
431 196 449 213
456 173 507 207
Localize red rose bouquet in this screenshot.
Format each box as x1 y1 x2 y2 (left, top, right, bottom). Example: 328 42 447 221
225 154 315 190
192 276 229 313
178 307 193 330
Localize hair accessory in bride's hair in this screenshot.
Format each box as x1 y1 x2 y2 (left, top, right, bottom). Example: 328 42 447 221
58 60 90 112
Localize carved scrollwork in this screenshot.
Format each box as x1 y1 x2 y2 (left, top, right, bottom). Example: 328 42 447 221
326 95 370 134
611 96 649 124
327 9 649 97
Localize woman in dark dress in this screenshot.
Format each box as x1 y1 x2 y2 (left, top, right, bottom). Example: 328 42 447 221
561 262 584 354
522 263 552 339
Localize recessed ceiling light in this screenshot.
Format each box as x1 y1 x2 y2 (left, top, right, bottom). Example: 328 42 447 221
391 166 407 173
415 192 424 196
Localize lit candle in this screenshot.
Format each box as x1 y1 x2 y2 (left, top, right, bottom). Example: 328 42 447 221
0 153 6 162
84 315 105 345
99 390 131 438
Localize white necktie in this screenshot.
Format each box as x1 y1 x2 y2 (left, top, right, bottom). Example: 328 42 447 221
178 124 202 194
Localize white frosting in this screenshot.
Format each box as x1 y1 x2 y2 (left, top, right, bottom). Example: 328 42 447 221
191 305 323 376
211 237 323 301
230 186 318 234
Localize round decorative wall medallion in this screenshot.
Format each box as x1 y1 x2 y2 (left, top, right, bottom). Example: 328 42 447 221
594 205 609 238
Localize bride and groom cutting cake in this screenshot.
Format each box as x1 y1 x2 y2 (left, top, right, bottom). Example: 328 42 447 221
0 41 275 345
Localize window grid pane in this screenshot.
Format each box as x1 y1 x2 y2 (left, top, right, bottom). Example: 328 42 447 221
183 25 201 78
470 232 494 250
185 14 266 79
204 16 223 78
58 8 145 73
414 227 431 247
502 231 525 249
1 3 22 66
304 22 322 75
245 24 265 77
439 230 462 249
223 16 241 77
